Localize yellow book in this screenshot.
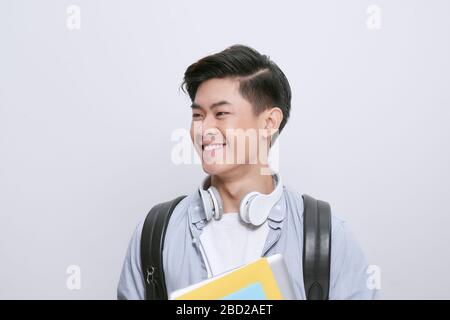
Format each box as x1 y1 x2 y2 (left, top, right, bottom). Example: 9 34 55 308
170 254 295 300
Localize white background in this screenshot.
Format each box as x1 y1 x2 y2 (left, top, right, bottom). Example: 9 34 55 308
1 0 449 299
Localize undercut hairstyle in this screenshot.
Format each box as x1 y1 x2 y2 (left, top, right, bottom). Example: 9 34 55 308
181 44 292 133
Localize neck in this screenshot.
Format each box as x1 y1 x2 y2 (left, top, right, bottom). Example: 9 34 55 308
210 166 275 213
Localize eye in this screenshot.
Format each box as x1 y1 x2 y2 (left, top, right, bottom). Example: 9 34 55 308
192 113 203 119
216 112 229 117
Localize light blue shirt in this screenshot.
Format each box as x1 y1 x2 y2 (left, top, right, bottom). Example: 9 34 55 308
117 184 379 300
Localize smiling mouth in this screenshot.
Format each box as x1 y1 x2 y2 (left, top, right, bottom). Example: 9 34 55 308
202 143 226 151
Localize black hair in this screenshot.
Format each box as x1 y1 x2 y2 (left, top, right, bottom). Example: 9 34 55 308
181 44 291 133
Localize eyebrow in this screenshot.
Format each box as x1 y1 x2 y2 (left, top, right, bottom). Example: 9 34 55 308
190 100 231 111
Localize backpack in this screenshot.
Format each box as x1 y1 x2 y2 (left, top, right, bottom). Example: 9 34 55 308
140 194 331 300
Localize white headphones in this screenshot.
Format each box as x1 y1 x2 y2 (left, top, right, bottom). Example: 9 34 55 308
197 173 283 227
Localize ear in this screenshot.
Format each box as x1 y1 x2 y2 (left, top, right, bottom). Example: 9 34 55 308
262 107 283 139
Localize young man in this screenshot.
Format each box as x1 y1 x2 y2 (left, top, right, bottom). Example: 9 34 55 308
117 45 378 300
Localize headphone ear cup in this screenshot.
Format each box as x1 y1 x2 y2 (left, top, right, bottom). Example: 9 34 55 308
198 187 214 221
239 191 261 225
208 186 223 220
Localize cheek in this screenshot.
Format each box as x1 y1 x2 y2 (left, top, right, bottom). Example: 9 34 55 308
190 121 203 145
237 111 261 130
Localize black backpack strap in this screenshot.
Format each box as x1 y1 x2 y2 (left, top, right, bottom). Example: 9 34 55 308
302 194 332 300
140 195 187 300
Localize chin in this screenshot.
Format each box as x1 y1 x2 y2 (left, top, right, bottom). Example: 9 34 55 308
201 163 235 177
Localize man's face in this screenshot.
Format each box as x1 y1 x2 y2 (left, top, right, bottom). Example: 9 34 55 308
190 77 269 176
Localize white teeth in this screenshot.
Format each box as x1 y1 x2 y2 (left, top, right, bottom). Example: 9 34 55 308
204 144 224 151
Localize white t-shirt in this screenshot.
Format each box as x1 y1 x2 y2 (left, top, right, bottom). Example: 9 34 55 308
198 212 270 278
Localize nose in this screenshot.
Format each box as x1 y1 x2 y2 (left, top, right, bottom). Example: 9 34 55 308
202 129 222 145
192 115 221 146
200 113 218 133
197 114 221 140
